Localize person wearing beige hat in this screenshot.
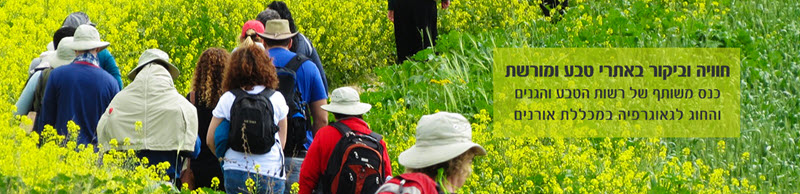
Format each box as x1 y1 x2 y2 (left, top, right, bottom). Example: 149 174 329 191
97 48 200 184
34 24 120 146
297 87 392 194
377 112 487 194
259 19 330 191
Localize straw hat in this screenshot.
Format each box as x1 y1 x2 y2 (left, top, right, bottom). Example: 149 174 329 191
42 37 75 68
67 25 109 51
128 49 180 80
321 87 372 115
257 19 297 40
398 112 487 169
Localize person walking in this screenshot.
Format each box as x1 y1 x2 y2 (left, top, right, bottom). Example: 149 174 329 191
298 87 392 194
258 19 329 193
376 112 487 194
206 39 289 194
387 0 450 64
35 24 120 145
97 49 200 183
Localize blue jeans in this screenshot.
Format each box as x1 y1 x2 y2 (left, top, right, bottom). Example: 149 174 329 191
283 157 304 194
225 170 285 194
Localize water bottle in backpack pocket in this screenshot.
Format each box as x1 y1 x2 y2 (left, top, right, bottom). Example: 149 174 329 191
228 88 278 154
319 122 386 194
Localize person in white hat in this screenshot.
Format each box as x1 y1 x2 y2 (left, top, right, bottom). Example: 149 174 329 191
297 87 392 194
33 24 120 146
97 48 199 183
14 26 76 133
258 19 329 191
378 112 487 194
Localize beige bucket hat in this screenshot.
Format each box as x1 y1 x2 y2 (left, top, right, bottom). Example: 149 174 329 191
128 49 180 80
321 87 372 115
42 37 75 68
257 19 297 40
67 25 109 51
398 112 487 169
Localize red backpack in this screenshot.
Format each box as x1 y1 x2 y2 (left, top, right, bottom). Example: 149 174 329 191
376 173 440 194
320 122 386 194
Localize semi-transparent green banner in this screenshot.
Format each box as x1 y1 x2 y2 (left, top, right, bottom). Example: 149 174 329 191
493 48 740 137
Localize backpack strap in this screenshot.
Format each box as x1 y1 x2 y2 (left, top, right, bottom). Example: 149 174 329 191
330 122 353 137
258 89 276 98
230 88 247 97
285 54 310 73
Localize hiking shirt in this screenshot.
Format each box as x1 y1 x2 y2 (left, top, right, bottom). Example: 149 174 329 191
36 52 119 145
97 64 198 152
268 47 328 153
297 117 392 194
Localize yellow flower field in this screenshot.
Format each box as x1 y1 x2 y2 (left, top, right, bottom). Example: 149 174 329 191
1 0 799 193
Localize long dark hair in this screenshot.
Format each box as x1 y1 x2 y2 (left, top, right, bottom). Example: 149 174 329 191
267 1 297 33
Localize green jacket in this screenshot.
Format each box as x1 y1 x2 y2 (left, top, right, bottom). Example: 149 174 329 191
97 64 197 152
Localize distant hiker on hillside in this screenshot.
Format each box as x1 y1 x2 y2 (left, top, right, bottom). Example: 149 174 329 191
387 0 449 64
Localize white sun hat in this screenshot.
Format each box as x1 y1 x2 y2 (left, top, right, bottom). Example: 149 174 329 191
41 37 75 68
67 24 109 51
398 112 487 169
128 49 180 80
320 87 372 115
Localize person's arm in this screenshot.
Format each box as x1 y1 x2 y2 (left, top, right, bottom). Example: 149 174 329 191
206 117 223 156
98 49 124 89
310 99 328 134
15 72 41 116
387 0 395 22
298 129 326 194
381 140 393 177
278 118 287 148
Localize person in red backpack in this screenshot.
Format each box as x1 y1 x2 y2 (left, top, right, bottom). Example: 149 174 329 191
298 87 392 194
377 112 487 194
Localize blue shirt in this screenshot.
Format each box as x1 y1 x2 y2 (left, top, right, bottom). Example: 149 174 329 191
268 48 328 149
36 59 120 145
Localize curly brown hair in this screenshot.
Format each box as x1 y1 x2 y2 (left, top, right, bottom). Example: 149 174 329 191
223 37 279 92
192 48 229 108
405 148 479 183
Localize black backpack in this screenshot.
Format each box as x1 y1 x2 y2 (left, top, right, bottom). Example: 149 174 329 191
277 54 312 156
228 88 278 154
320 122 386 194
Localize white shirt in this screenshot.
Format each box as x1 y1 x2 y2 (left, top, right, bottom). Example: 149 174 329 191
212 85 289 179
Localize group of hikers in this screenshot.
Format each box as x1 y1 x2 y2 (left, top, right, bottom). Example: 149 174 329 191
14 1 487 194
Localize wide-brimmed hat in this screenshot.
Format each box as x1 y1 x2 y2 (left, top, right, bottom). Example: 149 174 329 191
321 87 372 115
128 49 180 80
398 112 487 169
241 20 265 38
42 37 75 68
67 25 109 51
257 19 297 40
